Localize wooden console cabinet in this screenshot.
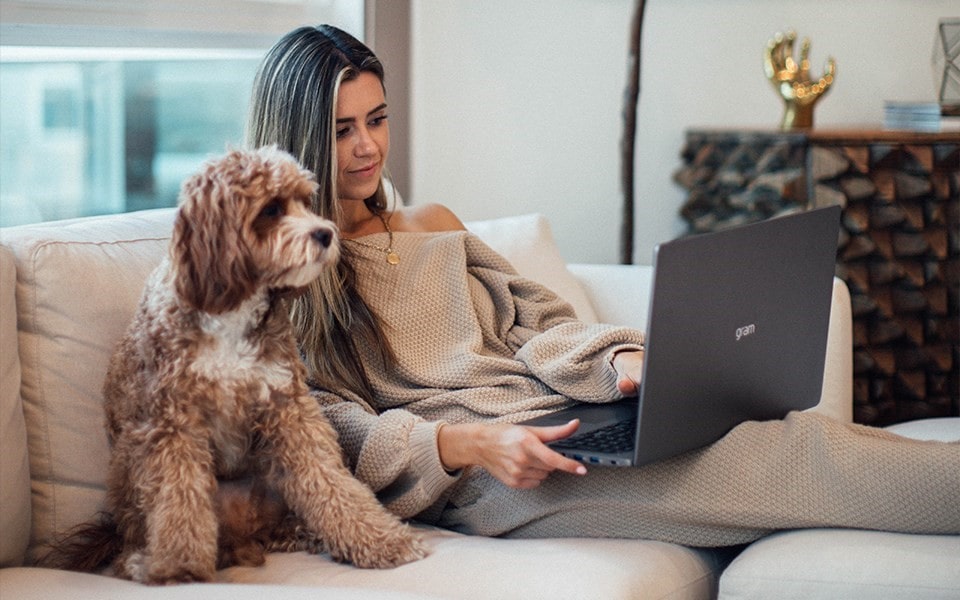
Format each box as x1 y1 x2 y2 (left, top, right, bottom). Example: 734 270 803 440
674 129 959 426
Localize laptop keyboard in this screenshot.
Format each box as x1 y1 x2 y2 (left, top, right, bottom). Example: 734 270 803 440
550 418 637 454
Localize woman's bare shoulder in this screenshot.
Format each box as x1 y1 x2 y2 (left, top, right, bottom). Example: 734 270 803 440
393 203 466 233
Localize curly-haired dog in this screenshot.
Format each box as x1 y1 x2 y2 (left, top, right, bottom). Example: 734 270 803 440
46 147 428 584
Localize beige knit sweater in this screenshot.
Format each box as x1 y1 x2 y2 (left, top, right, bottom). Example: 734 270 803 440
314 231 960 546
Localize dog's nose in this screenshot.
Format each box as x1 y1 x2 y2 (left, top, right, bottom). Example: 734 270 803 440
313 227 334 248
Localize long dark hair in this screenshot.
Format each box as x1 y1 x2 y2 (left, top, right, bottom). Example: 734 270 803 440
246 25 393 400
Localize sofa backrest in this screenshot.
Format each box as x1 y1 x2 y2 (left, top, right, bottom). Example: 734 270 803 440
1 209 175 563
0 209 597 564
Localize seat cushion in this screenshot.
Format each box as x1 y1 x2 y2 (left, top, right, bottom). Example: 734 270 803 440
218 526 725 600
718 418 960 600
0 568 432 600
717 529 960 600
0 525 726 600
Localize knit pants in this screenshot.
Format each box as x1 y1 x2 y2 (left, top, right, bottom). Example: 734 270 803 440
437 412 960 546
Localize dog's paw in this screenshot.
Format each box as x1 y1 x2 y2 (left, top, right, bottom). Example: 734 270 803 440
114 550 148 582
145 557 215 585
145 567 214 585
114 549 213 584
345 526 430 569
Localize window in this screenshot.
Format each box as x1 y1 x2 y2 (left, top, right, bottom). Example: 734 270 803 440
0 48 265 225
0 0 365 227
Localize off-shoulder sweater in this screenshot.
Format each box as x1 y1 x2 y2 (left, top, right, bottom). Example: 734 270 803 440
312 230 644 521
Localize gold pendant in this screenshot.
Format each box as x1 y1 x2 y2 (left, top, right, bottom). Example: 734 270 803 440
386 251 401 265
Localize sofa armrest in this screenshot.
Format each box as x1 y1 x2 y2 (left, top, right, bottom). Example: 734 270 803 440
567 264 652 330
569 265 853 423
814 278 853 423
0 246 31 567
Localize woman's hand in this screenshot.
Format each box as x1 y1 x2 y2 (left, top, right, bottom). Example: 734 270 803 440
612 349 645 396
438 420 587 489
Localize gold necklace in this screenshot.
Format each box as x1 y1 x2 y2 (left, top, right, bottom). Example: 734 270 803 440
346 211 400 265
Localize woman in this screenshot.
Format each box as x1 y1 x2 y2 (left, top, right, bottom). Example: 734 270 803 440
246 24 958 546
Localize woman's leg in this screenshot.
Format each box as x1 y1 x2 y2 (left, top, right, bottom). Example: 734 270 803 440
439 412 960 546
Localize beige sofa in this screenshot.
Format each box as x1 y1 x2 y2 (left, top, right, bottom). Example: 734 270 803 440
1 209 958 600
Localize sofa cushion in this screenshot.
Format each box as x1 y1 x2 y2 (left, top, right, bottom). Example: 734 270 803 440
884 417 960 442
717 529 960 600
2 209 176 561
0 246 31 567
718 418 960 600
0 568 432 600
218 526 724 600
0 525 727 600
466 213 598 323
568 263 653 330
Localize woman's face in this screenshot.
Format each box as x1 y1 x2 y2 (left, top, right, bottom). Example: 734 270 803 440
335 71 390 203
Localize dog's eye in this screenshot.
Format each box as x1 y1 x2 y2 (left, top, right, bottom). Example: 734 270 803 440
259 200 284 219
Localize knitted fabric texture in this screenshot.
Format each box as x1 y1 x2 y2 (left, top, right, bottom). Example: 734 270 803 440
313 231 960 545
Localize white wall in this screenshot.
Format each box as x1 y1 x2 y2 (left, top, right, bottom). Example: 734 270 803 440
409 0 955 264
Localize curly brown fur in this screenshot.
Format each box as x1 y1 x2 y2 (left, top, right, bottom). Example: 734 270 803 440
47 147 427 584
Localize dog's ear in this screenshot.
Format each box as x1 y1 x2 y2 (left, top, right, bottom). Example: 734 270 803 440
172 159 258 314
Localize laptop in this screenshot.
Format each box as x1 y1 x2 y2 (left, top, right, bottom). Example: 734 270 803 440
521 205 841 467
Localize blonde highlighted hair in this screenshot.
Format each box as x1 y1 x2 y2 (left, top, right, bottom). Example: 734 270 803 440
246 24 393 400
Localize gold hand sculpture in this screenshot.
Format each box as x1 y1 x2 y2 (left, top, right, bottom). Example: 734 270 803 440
764 30 836 130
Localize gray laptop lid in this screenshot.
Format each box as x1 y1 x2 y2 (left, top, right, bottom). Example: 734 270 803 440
632 205 840 464
525 206 841 467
